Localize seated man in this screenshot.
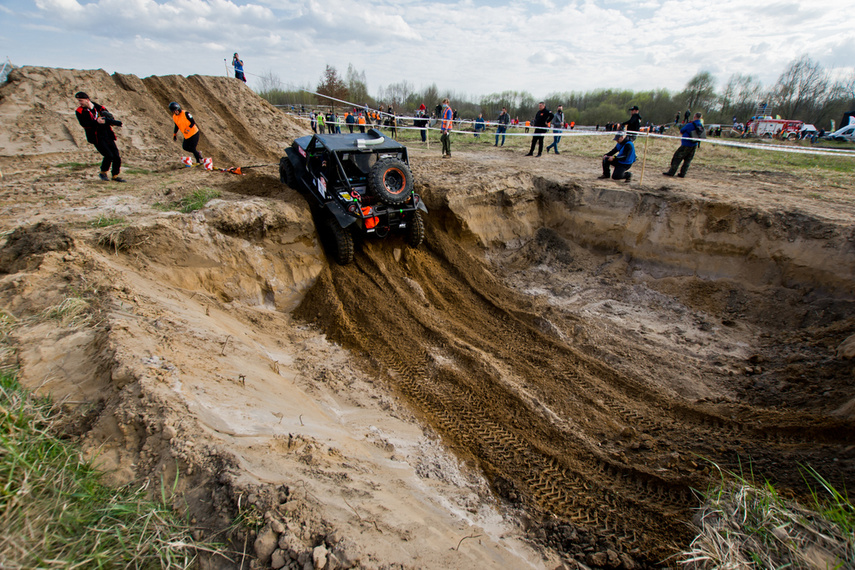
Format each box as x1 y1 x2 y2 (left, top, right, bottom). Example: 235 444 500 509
600 131 636 183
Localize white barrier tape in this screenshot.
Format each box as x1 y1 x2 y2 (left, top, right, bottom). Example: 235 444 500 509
285 93 855 158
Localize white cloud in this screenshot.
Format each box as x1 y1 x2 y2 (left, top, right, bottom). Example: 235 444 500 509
4 0 853 99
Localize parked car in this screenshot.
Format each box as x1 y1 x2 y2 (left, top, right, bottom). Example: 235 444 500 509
279 129 427 265
821 125 855 143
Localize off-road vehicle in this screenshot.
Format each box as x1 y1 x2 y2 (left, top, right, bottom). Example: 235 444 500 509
279 129 427 265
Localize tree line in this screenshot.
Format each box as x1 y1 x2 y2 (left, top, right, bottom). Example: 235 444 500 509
256 56 855 129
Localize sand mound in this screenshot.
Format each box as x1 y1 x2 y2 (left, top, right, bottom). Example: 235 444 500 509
0 66 306 168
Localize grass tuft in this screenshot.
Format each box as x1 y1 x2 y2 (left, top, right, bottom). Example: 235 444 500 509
0 369 215 568
681 461 854 568
39 297 91 327
179 188 221 213
89 215 127 228
153 188 221 213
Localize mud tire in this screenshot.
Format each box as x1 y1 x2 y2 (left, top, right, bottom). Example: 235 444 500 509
406 211 425 248
322 216 354 265
369 158 413 206
280 157 296 187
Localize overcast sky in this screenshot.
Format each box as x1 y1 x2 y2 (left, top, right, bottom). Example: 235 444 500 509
2 0 854 102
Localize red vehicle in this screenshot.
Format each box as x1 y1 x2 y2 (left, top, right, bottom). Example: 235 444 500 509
749 118 804 140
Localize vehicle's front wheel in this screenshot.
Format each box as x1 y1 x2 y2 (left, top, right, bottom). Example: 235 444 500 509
370 158 413 206
322 217 354 265
280 157 296 187
406 211 424 248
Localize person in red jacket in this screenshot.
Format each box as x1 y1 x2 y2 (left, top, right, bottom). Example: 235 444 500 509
74 91 125 182
169 102 204 164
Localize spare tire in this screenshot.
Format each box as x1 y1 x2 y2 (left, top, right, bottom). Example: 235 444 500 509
369 158 413 205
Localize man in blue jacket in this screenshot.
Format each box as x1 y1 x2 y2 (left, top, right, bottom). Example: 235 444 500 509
600 130 635 183
664 112 704 177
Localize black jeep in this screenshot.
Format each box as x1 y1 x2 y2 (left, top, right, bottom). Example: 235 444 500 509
279 129 427 265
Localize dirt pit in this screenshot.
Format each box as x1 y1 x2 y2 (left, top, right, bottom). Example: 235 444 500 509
1 67 854 569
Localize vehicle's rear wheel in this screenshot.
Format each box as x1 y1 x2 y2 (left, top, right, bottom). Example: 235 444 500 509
322 217 354 265
406 211 424 248
370 158 413 206
787 132 798 141
280 156 296 187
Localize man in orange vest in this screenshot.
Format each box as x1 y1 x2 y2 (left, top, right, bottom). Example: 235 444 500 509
169 102 204 164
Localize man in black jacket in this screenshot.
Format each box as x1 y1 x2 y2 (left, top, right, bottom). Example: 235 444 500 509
74 91 125 182
525 102 553 157
621 105 642 139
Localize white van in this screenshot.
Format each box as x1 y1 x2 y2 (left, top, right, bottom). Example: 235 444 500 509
822 125 855 142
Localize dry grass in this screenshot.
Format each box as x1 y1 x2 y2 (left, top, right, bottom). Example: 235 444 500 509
0 369 222 568
680 463 853 569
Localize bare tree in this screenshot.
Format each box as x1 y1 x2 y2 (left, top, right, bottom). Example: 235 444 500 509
720 73 765 121
771 55 830 121
345 64 369 105
377 80 414 108
256 70 283 94
681 71 717 112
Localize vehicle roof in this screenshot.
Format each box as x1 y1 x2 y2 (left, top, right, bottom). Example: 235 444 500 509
294 128 407 153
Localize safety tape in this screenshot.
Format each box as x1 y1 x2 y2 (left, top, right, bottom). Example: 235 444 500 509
283 90 855 159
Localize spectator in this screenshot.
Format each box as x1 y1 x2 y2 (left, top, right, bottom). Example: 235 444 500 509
415 104 428 142
474 113 485 137
621 105 642 139
358 112 366 133
495 107 510 146
545 104 565 154
74 91 125 182
664 112 705 178
232 53 246 82
310 111 318 133
600 130 635 183
440 98 453 158
525 101 553 157
169 101 204 165
345 112 355 133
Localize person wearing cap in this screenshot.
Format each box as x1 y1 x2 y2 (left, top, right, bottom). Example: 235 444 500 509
495 107 510 146
545 104 565 154
74 91 125 182
621 106 642 139
525 102 554 157
600 130 636 183
232 53 246 82
414 104 428 142
169 102 204 164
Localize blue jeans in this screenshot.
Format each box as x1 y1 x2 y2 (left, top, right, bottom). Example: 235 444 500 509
495 126 507 146
546 129 561 151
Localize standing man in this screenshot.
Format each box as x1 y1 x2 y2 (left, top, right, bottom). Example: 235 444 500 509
495 106 510 146
621 105 642 139
600 130 635 183
525 102 553 157
440 98 453 158
664 112 705 178
232 53 246 82
74 91 125 182
169 102 204 165
345 112 355 133
545 104 565 154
